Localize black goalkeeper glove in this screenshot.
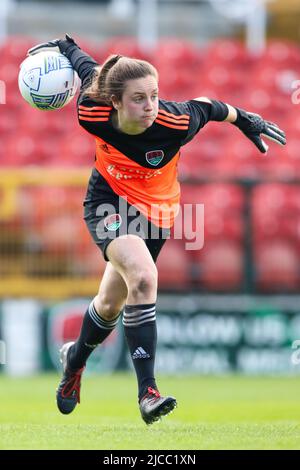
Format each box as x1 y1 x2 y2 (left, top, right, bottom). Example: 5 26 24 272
27 34 79 56
233 108 286 153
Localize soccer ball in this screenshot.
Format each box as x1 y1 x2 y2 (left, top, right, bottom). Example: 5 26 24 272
18 50 79 111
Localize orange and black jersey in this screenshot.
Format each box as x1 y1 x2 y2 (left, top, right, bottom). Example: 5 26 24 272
62 43 217 228
78 97 212 166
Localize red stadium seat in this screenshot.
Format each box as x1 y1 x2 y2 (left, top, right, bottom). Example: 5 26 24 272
225 131 259 160
1 36 36 63
57 132 96 166
204 40 251 67
253 212 300 243
4 89 25 110
18 106 78 137
179 136 225 179
203 64 247 101
252 184 297 215
34 135 63 165
103 37 149 60
285 109 300 137
205 213 244 242
159 67 195 95
19 107 51 135
153 38 202 65
47 109 78 135
250 63 299 97
194 241 244 291
254 241 299 292
4 132 44 166
181 183 245 246
284 137 300 163
258 158 298 180
180 203 244 244
181 183 245 210
222 130 289 180
252 184 300 243
156 239 191 289
0 61 20 88
0 108 15 136
260 40 300 67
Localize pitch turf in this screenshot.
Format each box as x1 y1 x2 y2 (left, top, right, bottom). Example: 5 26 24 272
0 373 299 449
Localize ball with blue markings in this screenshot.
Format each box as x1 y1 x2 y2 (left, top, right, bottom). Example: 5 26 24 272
18 50 79 111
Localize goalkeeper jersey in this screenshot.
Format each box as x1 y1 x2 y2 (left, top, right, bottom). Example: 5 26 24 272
63 43 216 228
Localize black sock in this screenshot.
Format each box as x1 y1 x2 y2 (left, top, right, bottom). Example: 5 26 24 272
68 301 120 370
123 303 157 401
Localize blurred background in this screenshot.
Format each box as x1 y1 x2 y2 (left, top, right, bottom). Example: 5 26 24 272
0 0 300 377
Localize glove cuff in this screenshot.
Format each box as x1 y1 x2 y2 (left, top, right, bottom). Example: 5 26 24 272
209 100 229 122
232 107 249 128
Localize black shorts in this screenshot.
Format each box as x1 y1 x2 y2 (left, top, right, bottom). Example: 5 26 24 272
83 168 170 262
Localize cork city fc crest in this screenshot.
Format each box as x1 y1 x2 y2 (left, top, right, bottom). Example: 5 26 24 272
145 150 164 166
104 213 122 231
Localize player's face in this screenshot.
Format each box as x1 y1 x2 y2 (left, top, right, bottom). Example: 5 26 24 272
115 75 159 134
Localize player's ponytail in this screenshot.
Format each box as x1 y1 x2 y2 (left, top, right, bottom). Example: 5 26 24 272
83 54 158 106
83 54 122 104
97 54 123 102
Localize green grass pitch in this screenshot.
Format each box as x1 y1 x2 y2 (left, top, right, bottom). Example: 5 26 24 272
0 373 300 449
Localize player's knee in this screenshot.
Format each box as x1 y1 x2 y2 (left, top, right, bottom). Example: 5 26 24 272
129 268 158 299
94 295 123 321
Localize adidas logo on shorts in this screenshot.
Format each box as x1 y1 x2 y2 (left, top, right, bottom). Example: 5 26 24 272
132 347 150 359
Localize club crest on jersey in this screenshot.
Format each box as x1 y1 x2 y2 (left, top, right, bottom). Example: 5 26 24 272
145 150 164 166
104 213 122 231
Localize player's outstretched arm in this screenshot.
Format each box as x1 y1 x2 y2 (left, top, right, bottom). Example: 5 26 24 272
193 97 286 154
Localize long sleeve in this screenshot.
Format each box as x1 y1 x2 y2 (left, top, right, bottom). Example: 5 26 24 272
180 99 229 145
58 41 99 87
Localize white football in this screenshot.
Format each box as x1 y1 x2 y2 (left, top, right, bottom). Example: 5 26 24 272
18 50 79 110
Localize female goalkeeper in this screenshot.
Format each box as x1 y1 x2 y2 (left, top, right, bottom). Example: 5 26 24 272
28 35 286 425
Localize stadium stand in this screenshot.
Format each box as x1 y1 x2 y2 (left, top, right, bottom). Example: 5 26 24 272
0 37 299 295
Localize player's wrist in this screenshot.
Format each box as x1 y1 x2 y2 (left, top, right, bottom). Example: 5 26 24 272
223 104 237 123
